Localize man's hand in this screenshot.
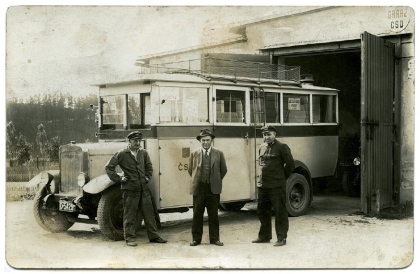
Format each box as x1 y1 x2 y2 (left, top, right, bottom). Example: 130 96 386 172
121 176 128 183
257 175 262 187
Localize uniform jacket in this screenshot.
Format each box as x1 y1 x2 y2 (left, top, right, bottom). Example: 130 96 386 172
188 147 227 195
105 147 153 191
259 139 295 188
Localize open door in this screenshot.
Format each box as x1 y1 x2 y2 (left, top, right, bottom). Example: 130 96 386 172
361 32 395 214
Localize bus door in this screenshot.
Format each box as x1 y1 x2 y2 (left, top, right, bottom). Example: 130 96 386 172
213 88 253 202
158 139 195 208
361 32 396 214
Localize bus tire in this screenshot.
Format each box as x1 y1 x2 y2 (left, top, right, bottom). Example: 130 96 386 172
286 173 311 217
97 186 143 241
220 201 247 211
33 184 75 233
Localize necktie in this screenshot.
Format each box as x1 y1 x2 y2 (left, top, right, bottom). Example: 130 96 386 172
204 149 209 158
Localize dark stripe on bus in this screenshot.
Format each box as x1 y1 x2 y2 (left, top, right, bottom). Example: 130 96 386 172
98 125 338 140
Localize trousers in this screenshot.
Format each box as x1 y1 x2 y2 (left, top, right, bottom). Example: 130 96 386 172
257 186 289 241
122 188 160 242
192 182 220 242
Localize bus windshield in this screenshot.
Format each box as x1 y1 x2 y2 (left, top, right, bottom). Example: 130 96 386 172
101 93 150 130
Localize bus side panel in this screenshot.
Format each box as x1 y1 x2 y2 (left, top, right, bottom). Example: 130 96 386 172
146 139 161 209
158 139 196 208
215 138 253 203
280 136 338 178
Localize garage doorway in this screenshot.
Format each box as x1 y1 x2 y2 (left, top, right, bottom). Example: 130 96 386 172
284 51 362 199
273 33 398 214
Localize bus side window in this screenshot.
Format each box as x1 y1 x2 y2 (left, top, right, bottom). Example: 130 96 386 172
158 87 208 124
283 94 310 123
101 95 125 129
250 91 279 123
128 93 150 129
216 90 245 123
313 95 337 123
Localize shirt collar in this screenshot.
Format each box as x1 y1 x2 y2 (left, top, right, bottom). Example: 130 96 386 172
201 147 212 154
129 148 140 156
267 139 277 147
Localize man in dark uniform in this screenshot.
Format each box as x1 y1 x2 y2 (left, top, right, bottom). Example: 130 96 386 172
105 131 167 246
252 125 295 246
188 129 227 247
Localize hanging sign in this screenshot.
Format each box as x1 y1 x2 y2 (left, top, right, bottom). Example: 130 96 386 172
288 98 301 110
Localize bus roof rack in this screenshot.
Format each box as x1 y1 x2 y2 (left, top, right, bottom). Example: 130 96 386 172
140 57 301 86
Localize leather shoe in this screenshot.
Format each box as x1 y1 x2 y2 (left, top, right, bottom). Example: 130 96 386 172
126 241 137 247
190 241 201 246
149 237 167 243
274 239 287 246
252 238 270 243
210 240 224 246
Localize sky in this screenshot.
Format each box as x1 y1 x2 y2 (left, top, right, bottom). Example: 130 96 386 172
5 5 293 101
7 2 416 102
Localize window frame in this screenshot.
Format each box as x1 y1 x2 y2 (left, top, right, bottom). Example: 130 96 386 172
214 85 249 125
248 88 339 126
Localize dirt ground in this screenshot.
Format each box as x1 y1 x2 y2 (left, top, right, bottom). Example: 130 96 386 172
4 193 415 270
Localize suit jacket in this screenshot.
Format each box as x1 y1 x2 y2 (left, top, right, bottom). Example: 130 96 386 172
188 147 227 195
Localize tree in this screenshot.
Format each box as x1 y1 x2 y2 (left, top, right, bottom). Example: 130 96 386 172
6 121 17 159
15 134 32 166
36 124 48 157
45 136 61 163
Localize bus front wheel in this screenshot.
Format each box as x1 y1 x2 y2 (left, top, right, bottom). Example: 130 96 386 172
286 173 311 217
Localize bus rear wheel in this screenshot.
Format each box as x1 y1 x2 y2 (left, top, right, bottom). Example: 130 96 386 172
286 173 311 217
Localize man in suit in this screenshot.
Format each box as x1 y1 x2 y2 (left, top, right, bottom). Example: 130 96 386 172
188 129 227 246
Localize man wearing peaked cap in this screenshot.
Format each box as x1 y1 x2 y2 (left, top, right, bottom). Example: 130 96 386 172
127 131 143 140
188 129 227 247
252 125 295 247
105 131 167 246
261 125 277 133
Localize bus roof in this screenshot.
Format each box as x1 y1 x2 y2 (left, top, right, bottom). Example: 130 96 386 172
92 73 339 92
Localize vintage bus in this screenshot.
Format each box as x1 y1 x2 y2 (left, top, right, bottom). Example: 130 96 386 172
28 57 339 240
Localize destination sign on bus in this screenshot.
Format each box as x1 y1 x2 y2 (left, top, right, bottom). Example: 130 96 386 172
288 98 301 110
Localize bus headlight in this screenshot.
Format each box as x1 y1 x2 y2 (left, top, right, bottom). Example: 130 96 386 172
49 179 57 193
77 173 89 187
353 157 361 166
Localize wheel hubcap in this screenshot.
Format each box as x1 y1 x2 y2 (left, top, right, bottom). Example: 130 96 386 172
290 183 305 209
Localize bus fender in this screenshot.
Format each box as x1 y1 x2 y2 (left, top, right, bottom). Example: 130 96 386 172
83 173 118 194
292 160 313 200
